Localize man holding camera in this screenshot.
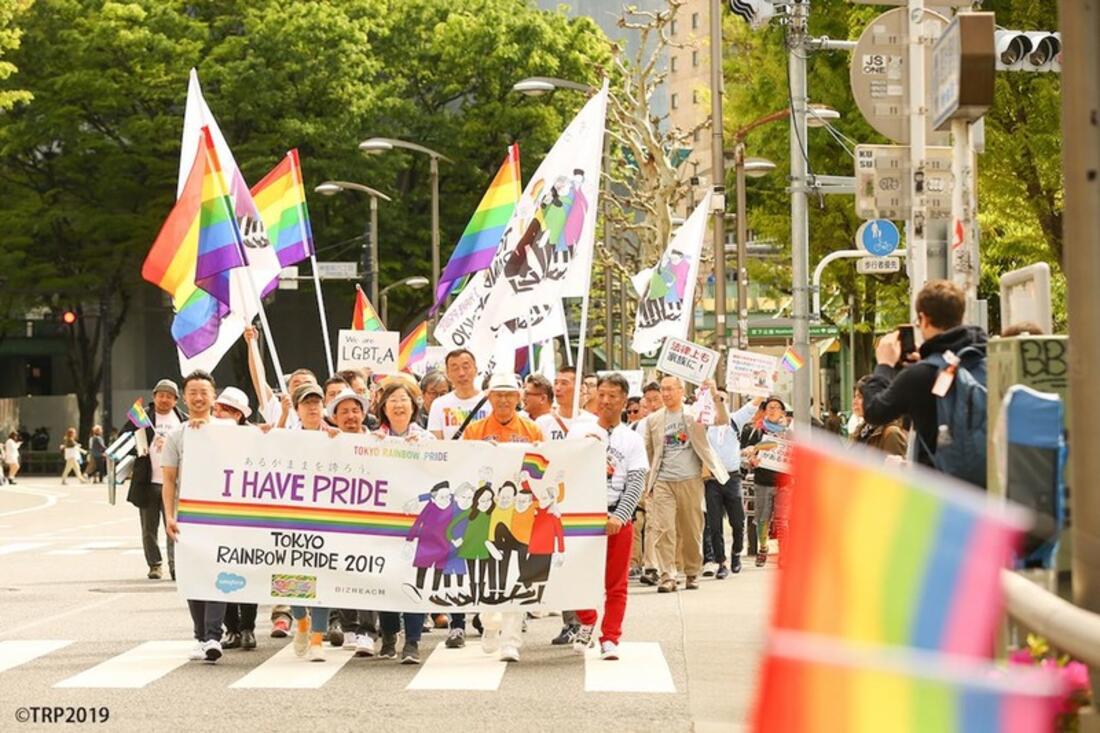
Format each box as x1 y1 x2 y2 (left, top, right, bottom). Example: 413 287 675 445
860 280 988 472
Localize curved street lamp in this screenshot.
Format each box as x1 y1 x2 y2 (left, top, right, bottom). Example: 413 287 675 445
315 181 392 304
512 76 597 96
358 138 452 297
379 275 430 328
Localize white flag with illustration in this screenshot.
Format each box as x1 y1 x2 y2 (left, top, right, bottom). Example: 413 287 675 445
631 190 712 354
478 82 608 329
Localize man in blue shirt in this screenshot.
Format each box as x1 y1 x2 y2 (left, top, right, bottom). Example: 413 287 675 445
704 392 761 578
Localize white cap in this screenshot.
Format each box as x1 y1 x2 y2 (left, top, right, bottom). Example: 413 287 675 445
486 372 521 393
214 387 252 419
326 389 370 420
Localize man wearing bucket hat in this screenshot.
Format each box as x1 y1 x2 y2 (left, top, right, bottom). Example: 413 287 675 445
121 378 186 581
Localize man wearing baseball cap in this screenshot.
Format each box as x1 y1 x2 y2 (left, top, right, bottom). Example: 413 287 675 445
463 372 544 663
121 378 186 581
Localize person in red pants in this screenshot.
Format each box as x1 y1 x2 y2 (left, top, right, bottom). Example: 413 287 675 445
573 373 648 661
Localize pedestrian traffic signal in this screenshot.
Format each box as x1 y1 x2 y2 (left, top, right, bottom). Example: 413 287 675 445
995 30 1061 73
60 309 77 326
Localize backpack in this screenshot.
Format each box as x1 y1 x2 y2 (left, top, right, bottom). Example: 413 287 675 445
920 346 988 487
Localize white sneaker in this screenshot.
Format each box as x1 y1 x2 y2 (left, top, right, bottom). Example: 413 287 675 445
343 631 359 650
293 628 309 657
189 642 205 661
308 642 325 662
482 630 500 655
354 635 375 658
599 640 620 661
499 645 520 663
202 639 222 663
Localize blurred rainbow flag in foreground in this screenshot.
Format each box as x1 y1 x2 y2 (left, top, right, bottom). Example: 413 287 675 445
753 631 1065 733
774 441 1028 656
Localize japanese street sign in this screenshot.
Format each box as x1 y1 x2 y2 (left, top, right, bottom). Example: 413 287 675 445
857 219 901 256
856 256 902 275
855 144 954 221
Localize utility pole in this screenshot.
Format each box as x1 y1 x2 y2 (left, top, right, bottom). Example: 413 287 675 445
1060 0 1100 711
788 1 811 426
907 0 929 319
709 0 728 384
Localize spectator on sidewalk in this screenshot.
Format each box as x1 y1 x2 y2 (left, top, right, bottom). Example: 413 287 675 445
850 376 907 459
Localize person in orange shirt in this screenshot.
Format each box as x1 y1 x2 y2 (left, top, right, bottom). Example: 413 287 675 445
463 372 544 663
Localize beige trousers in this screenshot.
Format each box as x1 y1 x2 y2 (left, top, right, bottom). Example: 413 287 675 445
648 478 705 580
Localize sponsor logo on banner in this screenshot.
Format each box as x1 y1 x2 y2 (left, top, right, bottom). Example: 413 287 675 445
176 425 607 612
216 572 247 594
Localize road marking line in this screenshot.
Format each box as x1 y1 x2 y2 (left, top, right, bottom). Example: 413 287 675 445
0 640 73 673
231 641 354 688
0 594 122 639
46 540 127 555
121 549 144 555
0 542 49 556
46 549 90 555
406 644 508 691
0 486 62 518
54 641 194 688
584 642 676 693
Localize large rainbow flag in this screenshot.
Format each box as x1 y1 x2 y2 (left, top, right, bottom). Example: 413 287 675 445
143 126 247 357
775 441 1027 657
753 631 1065 733
250 148 314 268
433 144 521 310
398 321 428 373
352 285 384 331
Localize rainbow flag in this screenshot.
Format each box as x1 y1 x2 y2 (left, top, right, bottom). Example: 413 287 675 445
521 452 549 479
250 149 314 267
398 321 428 373
776 442 1026 656
143 126 247 357
127 398 152 429
779 345 805 372
352 285 384 331
433 144 521 310
752 631 1065 733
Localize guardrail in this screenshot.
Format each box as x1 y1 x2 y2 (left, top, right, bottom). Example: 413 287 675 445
1002 569 1100 669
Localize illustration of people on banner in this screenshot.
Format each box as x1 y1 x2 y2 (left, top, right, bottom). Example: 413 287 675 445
636 248 692 329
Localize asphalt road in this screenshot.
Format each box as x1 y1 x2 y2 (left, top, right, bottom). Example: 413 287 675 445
0 476 772 732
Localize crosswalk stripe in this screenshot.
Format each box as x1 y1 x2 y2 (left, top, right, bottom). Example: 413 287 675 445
231 641 354 688
583 642 676 693
47 540 126 556
121 549 144 556
0 542 49 556
406 644 508 691
54 641 194 688
0 640 73 673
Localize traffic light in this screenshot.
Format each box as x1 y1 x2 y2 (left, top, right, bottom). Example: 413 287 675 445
995 30 1061 73
60 309 77 326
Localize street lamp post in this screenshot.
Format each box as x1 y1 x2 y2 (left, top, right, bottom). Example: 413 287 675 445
358 138 452 297
314 181 392 305
732 150 777 351
379 276 430 329
709 0 729 381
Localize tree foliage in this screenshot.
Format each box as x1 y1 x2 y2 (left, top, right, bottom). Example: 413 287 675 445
0 0 610 436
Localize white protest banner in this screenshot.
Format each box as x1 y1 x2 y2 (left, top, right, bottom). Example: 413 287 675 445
597 369 645 397
725 349 779 398
176 425 606 612
657 337 719 385
694 387 717 426
756 436 792 473
336 329 399 373
422 345 448 375
631 192 712 354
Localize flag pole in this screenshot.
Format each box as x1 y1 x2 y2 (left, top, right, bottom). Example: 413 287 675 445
241 272 288 395
526 308 536 371
288 151 334 375
562 328 574 367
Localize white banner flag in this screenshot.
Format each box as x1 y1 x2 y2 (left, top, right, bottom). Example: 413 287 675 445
630 191 712 355
175 425 607 612
477 83 608 328
176 69 284 375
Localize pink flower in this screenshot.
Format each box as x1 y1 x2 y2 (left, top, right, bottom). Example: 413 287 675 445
1008 648 1034 665
1061 661 1091 693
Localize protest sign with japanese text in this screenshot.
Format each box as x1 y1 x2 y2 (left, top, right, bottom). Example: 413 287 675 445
726 349 779 398
656 337 719 385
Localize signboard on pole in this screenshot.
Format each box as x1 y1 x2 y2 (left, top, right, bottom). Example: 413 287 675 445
856 219 901 256
314 261 359 280
931 12 995 131
855 144 954 220
850 7 949 146
856 257 902 275
656 338 719 385
336 329 399 373
725 349 778 398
